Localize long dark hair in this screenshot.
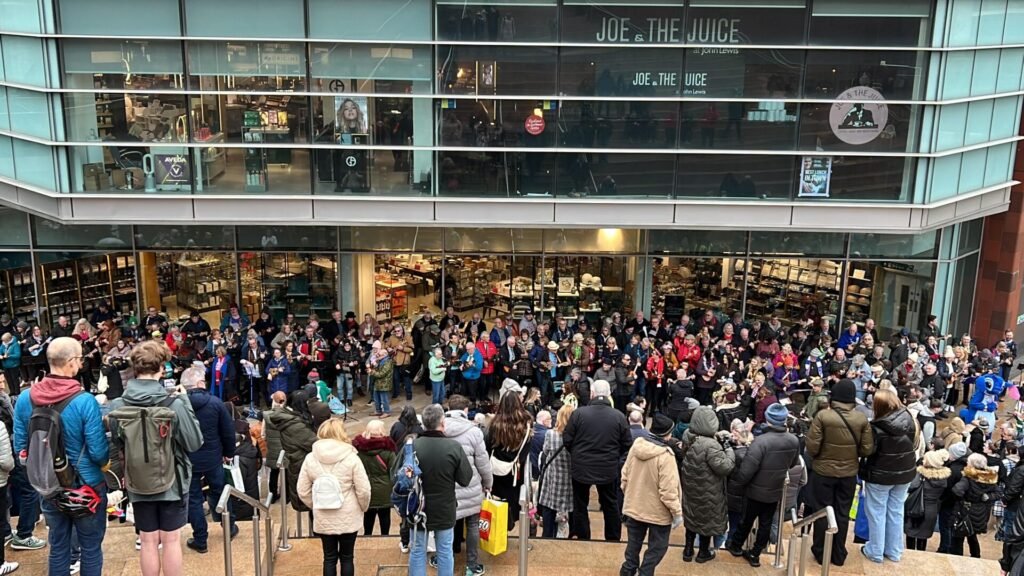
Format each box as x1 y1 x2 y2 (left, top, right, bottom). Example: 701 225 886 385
398 405 418 431
490 392 532 450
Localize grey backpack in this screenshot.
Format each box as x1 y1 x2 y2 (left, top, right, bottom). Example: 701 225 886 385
108 396 179 496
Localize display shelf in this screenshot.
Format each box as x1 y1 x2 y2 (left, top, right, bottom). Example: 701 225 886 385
175 256 234 313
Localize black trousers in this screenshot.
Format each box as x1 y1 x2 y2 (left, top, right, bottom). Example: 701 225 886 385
269 468 280 498
950 533 980 558
809 474 856 566
319 532 357 576
730 497 777 554
571 479 621 541
906 536 928 551
363 508 390 536
621 516 670 576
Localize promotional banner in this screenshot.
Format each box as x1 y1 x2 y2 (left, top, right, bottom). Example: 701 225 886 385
798 156 832 198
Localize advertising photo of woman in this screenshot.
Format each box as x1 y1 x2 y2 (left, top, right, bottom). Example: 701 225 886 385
335 97 368 141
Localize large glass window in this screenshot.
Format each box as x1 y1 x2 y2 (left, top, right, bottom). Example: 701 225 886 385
560 101 679 149
37 251 137 327
239 253 338 322
677 154 794 198
560 1 684 44
436 1 558 42
438 99 557 148
2 36 48 88
809 0 932 46
683 49 802 99
0 252 36 324
32 218 130 249
184 0 305 38
686 1 807 45
188 42 306 92
65 93 188 143
560 48 683 97
437 46 557 96
826 156 910 202
144 252 239 323
308 0 432 42
804 50 925 100
61 39 185 91
59 0 181 36
651 256 744 319
680 101 797 150
743 257 844 325
555 153 675 198
648 229 748 255
849 231 938 259
68 145 196 194
439 151 556 197
799 103 916 153
845 260 935 339
237 226 338 251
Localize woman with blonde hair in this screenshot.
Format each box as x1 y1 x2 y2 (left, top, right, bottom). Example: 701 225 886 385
297 418 371 576
352 419 397 536
538 404 574 538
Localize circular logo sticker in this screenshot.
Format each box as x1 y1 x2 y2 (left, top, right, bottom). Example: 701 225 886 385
524 114 546 136
829 87 888 145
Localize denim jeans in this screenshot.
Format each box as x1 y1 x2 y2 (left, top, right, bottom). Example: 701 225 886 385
10 461 39 539
464 378 481 403
410 528 454 576
634 375 646 400
431 380 446 405
336 373 354 402
392 365 412 399
862 481 910 562
462 513 481 567
373 390 391 415
188 465 236 548
41 488 107 576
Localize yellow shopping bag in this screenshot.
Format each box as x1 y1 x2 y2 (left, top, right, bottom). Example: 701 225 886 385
479 498 509 556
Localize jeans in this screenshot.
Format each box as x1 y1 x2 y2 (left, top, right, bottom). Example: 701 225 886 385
861 481 909 562
475 375 491 405
432 380 447 405
10 461 39 539
392 365 412 399
372 390 391 415
571 479 621 541
621 516 671 576
188 465 236 548
540 505 559 538
410 528 453 576
729 498 777 554
41 488 107 576
336 373 354 402
809 474 856 565
634 375 646 400
537 372 555 407
319 532 357 576
937 507 952 552
462 513 481 567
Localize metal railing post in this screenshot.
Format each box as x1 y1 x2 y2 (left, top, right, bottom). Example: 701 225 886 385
295 509 304 538
218 484 277 576
265 513 276 576
218 490 234 576
518 465 531 576
773 474 790 569
820 506 837 576
253 515 263 576
276 454 292 551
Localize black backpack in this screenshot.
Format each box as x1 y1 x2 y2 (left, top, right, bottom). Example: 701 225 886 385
26 391 88 499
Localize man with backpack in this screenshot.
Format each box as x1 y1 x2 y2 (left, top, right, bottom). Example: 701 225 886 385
179 364 237 554
107 340 203 576
13 337 109 576
408 404 472 576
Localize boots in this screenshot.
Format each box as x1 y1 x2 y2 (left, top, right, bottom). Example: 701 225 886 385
683 531 696 563
695 535 715 564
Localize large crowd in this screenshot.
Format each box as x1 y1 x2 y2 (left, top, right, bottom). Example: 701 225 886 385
0 302 1023 576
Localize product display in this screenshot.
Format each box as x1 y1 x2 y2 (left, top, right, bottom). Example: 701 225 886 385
38 253 136 326
174 255 235 315
239 253 337 321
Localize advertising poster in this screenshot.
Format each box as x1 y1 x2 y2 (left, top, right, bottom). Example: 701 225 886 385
154 154 191 186
798 156 832 198
334 96 368 142
829 86 888 145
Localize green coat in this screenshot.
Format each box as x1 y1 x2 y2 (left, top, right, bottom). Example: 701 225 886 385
371 357 394 392
352 435 398 509
680 406 735 536
413 431 473 531
264 407 317 511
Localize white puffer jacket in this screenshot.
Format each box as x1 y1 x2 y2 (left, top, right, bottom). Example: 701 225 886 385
444 410 493 520
297 439 370 535
0 425 13 486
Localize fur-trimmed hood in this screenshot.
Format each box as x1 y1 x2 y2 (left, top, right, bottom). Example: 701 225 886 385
352 434 397 454
963 465 999 485
917 465 951 480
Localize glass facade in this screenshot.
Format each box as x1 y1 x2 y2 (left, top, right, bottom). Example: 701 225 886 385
0 0 1017 204
0 215 978 345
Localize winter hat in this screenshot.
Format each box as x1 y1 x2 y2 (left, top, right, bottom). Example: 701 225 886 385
650 414 674 437
948 442 968 462
499 378 525 399
831 379 857 404
684 398 700 410
766 403 789 427
923 449 949 469
308 370 320 381
977 419 991 433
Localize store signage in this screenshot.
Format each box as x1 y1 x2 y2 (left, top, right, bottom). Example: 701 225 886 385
260 53 301 67
154 154 190 185
633 72 678 88
829 87 888 145
524 114 546 136
879 261 915 273
593 16 741 44
798 157 832 198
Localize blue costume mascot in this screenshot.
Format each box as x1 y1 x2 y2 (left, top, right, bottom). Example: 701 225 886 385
960 372 1005 429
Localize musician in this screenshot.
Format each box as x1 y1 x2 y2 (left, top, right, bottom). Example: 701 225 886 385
164 325 185 354
331 338 360 407
21 325 48 383
219 303 250 333
694 349 720 405
488 317 511 349
458 312 485 340
647 316 670 346
460 341 484 405
444 331 465 396
270 323 296 350
438 306 461 334
266 347 291 399
50 315 73 339
517 309 537 338
207 345 236 401
297 325 328 382
644 348 667 415
142 307 168 336
181 310 212 344
826 348 851 382
614 355 638 416
803 348 826 381
386 324 415 401
253 309 279 346
476 333 498 403
427 346 449 405
242 334 268 406
551 317 574 346
498 334 521 379
595 323 614 351
534 340 564 408
0 333 20 396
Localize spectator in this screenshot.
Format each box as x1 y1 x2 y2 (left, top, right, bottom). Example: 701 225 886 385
107 340 203 576
443 395 493 576
860 388 919 564
486 391 533 532
367 342 394 417
264 390 317 514
725 419 754 541
297 418 371 576
232 418 263 521
938 442 970 554
0 388 15 574
620 414 683 576
905 449 950 551
627 410 647 444
530 410 552 479
538 404 575 538
409 404 472 576
0 333 20 396
726 403 800 567
563 379 632 541
950 453 1001 557
680 405 735 563
1002 446 1024 573
179 364 237 554
387 324 415 401
804 378 873 567
390 405 423 448
352 420 397 536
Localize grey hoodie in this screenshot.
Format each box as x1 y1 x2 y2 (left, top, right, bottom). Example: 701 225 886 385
108 378 204 502
444 410 493 520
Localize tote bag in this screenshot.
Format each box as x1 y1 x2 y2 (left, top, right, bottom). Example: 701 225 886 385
480 498 509 556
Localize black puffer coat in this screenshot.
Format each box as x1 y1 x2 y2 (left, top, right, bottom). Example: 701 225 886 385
732 424 800 503
563 397 632 485
663 379 693 421
860 408 917 486
904 465 950 540
726 444 749 513
234 437 263 521
952 465 1002 536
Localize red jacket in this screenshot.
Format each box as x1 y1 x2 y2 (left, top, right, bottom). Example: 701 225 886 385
478 340 497 375
675 340 702 372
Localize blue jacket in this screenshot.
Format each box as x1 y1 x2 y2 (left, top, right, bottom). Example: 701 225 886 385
837 331 862 351
14 377 109 489
186 388 235 472
0 340 20 370
266 356 291 395
220 312 251 332
208 356 235 400
460 350 483 380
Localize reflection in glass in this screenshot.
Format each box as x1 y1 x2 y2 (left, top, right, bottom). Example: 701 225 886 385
69 146 194 194
803 51 924 100
438 100 555 148
556 153 674 198
35 251 136 327
150 252 239 322
845 261 935 339
744 258 844 326
0 252 36 323
436 3 557 42
240 253 338 322
827 157 910 202
560 101 679 149
188 42 306 92
677 155 794 199
799 103 914 153
437 46 557 96
560 48 683 97
192 147 310 195
683 49 801 99
849 231 938 259
439 151 555 197
680 101 797 150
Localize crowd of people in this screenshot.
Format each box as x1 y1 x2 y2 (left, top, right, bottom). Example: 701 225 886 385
2 301 1024 576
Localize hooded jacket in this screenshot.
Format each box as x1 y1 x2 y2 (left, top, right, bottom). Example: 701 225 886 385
860 408 918 486
107 378 204 502
443 410 493 520
186 387 235 472
732 424 800 503
297 438 371 535
352 434 397 510
14 375 109 489
904 464 950 540
563 397 632 485
680 406 735 536
264 406 317 511
233 436 263 521
952 465 1002 535
621 435 682 526
805 401 874 478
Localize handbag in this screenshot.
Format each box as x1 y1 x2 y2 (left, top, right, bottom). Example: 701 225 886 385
904 478 926 519
952 501 975 537
490 429 531 481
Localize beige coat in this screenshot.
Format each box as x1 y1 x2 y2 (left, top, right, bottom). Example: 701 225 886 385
621 435 682 526
386 333 415 367
297 439 371 535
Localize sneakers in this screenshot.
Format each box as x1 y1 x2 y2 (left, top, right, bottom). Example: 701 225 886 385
69 561 80 574
400 542 409 554
743 550 761 568
186 539 209 554
428 555 438 569
465 564 486 575
724 542 744 558
9 536 45 551
0 561 18 575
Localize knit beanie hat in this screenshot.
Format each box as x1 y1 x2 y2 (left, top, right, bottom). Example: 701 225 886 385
923 449 949 469
650 414 674 437
831 379 857 404
948 442 968 461
766 403 789 426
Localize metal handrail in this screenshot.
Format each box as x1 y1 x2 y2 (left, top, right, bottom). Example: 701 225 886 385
517 462 532 576
785 505 838 576
274 453 292 552
216 484 276 576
